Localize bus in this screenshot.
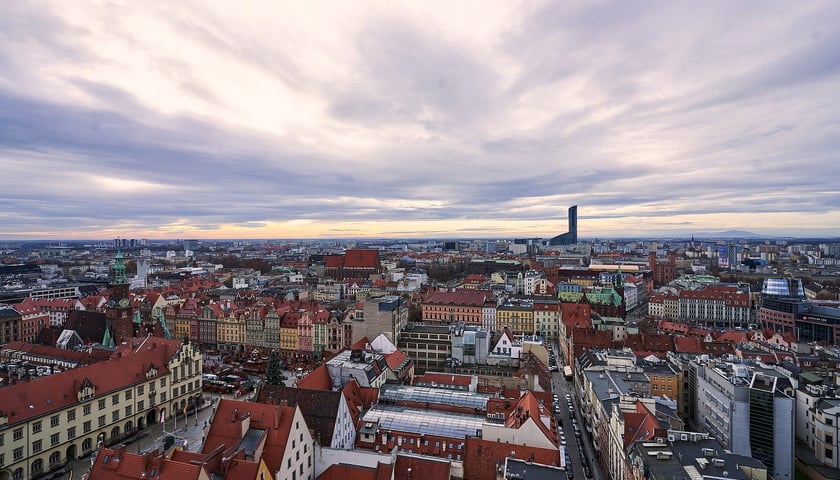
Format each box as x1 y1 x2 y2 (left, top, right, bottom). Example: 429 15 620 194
563 365 573 381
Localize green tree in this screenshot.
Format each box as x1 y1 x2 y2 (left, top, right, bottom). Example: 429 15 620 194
265 351 285 385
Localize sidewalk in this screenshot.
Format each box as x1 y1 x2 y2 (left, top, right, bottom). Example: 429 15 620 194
75 400 216 479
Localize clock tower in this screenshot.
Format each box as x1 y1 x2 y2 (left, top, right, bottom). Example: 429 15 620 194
106 248 136 342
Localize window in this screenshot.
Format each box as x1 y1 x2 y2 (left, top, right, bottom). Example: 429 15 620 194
125 390 132 400
160 392 166 402
83 404 91 415
51 415 60 427
112 411 119 422
32 440 42 453
67 427 76 439
98 415 106 427
13 428 23 441
84 421 91 433
13 447 23 460
31 459 43 474
138 385 144 395
138 400 144 410
827 448 834 460
160 378 166 387
82 438 92 451
49 451 60 466
67 410 76 421
33 421 42 433
98 399 105 409
0 433 3 446
112 394 119 405
828 434 835 445
125 406 132 416
13 468 23 480
50 433 59 446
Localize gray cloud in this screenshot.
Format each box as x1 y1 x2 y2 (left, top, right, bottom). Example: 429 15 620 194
0 1 839 238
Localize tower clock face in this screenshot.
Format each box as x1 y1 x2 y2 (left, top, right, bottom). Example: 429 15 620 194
119 298 130 308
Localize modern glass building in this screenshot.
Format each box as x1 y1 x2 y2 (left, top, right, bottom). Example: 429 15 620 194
749 372 794 480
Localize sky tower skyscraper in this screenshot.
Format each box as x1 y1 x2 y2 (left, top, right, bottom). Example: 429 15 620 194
549 205 578 245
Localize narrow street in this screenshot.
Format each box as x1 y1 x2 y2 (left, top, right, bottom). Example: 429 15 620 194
551 344 605 480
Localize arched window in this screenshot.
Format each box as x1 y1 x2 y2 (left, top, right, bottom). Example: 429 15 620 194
111 426 120 439
31 459 43 474
49 451 61 466
13 468 24 480
82 438 92 451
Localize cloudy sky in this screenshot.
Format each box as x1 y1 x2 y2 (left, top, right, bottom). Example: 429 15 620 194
1 1 839 240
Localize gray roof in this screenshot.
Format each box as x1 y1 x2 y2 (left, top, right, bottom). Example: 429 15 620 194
505 458 568 480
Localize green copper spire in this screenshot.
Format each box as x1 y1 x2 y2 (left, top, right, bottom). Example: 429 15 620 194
113 248 128 284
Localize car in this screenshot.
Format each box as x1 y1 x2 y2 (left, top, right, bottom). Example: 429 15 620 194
575 429 582 438
565 394 571 400
560 438 567 446
584 466 592 478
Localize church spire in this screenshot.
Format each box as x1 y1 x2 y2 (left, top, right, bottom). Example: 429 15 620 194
113 248 128 284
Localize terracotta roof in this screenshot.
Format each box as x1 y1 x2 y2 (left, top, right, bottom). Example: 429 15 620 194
318 464 378 480
393 454 451 479
674 336 704 354
202 399 296 475
344 249 380 268
87 446 205 480
385 349 410 374
423 291 488 307
296 364 332 390
462 437 559 480
0 337 184 426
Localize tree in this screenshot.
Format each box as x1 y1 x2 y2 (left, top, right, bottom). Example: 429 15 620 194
265 351 285 385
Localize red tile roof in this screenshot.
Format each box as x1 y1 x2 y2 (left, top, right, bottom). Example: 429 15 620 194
393 455 451 479
202 399 296 475
87 446 205 480
462 437 559 480
0 337 185 426
296 364 332 390
344 249 381 268
423 291 489 307
318 464 379 480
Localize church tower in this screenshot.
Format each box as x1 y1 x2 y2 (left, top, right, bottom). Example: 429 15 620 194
106 248 137 342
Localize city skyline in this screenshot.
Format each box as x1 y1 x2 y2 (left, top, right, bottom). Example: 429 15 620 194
2 2 840 240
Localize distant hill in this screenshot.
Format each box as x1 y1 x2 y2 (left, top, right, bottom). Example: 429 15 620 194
691 229 765 239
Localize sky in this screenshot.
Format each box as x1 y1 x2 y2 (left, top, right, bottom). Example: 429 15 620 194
1 1 839 241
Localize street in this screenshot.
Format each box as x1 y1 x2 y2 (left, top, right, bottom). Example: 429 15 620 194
73 399 216 479
551 344 605 480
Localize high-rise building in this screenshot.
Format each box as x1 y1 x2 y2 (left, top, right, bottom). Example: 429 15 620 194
749 371 794 480
548 205 578 245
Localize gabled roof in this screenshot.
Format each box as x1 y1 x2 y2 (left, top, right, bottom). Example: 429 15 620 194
0 337 183 426
87 446 205 480
673 336 704 354
296 364 332 390
254 384 343 446
202 398 296 475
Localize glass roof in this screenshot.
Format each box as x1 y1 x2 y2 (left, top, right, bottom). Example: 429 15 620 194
379 384 493 410
362 404 486 439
